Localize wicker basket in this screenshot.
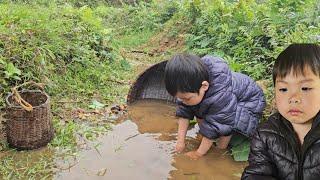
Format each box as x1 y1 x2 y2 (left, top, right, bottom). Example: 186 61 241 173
127 60 176 104
5 88 54 150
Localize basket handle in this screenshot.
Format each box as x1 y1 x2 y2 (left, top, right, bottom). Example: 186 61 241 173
11 81 45 112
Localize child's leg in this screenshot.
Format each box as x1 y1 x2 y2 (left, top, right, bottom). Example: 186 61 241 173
196 118 203 124
195 118 203 141
216 135 232 149
196 118 232 149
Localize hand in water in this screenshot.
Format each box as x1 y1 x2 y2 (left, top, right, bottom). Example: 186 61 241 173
175 141 185 153
185 150 203 160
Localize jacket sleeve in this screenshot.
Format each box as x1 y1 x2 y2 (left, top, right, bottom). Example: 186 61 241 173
199 91 237 139
176 100 195 120
198 55 237 139
241 130 278 180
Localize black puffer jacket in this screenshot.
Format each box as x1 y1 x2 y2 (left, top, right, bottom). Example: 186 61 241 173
242 112 320 180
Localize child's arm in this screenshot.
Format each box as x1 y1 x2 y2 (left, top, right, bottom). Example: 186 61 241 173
197 136 213 155
175 118 189 153
185 136 213 160
241 131 278 180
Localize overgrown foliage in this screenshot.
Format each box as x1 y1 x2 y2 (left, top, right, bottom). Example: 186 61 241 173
1 0 320 176
95 1 179 35
181 0 320 80
0 1 169 178
0 3 127 108
0 1 179 108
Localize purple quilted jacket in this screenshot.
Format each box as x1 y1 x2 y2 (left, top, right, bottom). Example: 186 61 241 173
176 55 266 139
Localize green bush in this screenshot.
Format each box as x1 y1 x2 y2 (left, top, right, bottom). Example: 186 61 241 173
182 0 320 80
2 0 107 7
94 1 179 35
0 3 120 107
0 1 181 108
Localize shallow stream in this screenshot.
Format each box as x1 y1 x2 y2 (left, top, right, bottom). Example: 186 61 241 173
56 100 247 180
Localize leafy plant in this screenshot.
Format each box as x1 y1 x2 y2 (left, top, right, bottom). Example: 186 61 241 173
3 63 21 80
88 99 105 109
230 135 250 162
183 0 320 80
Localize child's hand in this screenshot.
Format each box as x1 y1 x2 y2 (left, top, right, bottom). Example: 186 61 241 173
185 150 203 160
175 141 185 153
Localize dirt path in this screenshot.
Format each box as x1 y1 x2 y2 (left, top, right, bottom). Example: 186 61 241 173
0 114 5 151
54 29 250 179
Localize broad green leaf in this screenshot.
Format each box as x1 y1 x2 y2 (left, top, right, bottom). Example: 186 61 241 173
231 138 250 162
88 99 105 109
5 63 21 79
230 134 250 161
0 59 5 65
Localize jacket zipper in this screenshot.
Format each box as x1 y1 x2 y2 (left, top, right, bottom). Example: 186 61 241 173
284 124 302 180
297 150 302 180
298 137 318 180
294 139 302 180
281 113 320 180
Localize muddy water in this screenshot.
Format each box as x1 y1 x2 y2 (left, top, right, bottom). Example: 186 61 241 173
56 100 247 180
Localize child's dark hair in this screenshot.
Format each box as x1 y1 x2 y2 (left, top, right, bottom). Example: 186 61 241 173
164 54 209 96
273 43 320 85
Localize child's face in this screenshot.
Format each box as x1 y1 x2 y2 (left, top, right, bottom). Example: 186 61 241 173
275 66 320 125
176 81 209 106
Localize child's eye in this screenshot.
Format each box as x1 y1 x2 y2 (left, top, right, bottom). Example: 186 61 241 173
279 88 287 92
302 87 312 91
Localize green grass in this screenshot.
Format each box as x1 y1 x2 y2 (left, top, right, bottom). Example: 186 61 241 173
113 29 156 49
0 117 111 179
0 151 54 180
48 58 133 106
0 1 168 179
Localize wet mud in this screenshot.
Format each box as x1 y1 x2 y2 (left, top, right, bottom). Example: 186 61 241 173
56 100 247 179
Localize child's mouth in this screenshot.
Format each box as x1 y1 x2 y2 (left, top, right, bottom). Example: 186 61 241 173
288 109 302 116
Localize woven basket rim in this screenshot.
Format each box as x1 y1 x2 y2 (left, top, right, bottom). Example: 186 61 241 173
127 60 177 104
5 89 50 109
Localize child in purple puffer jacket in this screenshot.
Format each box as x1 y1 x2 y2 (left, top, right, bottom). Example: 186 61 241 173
164 54 266 159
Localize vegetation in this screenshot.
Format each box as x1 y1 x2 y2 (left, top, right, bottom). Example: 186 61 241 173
0 0 319 179
182 0 320 80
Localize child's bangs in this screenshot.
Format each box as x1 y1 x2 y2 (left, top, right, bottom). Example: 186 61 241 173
273 44 320 84
276 62 319 80
274 56 320 82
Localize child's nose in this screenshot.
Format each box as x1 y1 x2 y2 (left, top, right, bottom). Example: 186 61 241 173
289 99 300 104
289 93 301 104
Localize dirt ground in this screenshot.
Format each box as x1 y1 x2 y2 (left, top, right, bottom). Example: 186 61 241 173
0 113 6 153
0 114 5 141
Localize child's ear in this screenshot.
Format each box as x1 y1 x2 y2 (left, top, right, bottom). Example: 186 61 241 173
201 81 209 91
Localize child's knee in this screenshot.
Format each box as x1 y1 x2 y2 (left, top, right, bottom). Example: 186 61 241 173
216 135 232 149
196 118 203 124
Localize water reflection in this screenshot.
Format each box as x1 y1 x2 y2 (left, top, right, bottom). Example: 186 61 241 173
55 100 246 179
